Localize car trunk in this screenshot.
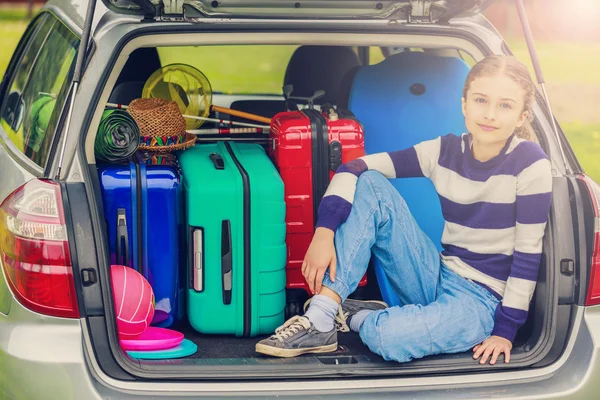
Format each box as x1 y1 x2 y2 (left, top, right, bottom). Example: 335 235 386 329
79 198 564 380
69 1 577 381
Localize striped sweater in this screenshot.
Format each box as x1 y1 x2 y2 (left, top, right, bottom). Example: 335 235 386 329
316 133 553 342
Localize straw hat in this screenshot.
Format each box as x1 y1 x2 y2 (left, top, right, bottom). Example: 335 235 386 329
127 97 196 152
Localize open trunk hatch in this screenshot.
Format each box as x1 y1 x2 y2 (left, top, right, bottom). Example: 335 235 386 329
67 0 575 383
102 0 496 22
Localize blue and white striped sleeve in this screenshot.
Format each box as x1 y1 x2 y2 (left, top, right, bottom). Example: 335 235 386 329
492 155 553 342
315 137 441 232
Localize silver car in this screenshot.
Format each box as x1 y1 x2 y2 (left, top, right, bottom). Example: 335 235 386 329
1 0 599 399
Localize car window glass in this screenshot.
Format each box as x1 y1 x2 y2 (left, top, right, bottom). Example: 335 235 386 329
458 49 477 66
369 47 385 65
0 15 51 146
158 45 300 95
0 14 79 168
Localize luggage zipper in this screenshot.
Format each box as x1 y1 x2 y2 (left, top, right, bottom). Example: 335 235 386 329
302 109 329 226
223 142 252 337
135 161 144 276
221 220 233 305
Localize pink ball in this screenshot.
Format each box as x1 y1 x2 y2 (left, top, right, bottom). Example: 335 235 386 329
110 265 155 338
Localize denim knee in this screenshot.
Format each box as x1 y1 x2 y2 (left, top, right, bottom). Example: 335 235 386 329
358 309 417 362
356 171 413 224
356 170 389 197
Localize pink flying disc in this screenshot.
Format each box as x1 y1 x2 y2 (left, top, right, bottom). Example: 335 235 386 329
120 327 184 351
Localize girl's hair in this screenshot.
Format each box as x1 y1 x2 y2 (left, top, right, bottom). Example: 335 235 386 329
462 55 536 141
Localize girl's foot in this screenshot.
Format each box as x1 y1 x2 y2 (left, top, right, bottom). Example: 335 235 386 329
335 299 388 332
255 316 338 357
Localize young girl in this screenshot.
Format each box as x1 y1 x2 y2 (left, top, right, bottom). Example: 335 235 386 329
256 55 553 365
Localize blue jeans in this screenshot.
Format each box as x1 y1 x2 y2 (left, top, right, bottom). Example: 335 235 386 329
321 171 500 363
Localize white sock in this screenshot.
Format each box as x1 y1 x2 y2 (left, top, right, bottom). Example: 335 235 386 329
303 294 339 332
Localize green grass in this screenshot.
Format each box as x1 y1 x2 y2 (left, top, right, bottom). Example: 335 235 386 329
506 40 600 84
0 19 28 76
0 6 36 21
560 122 600 182
0 6 43 73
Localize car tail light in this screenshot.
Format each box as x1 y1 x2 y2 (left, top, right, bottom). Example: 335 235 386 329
0 179 79 318
578 174 600 306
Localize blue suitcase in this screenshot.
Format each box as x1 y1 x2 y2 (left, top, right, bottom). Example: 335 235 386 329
98 161 182 327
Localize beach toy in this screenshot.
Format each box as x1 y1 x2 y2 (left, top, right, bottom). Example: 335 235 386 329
110 265 155 338
119 326 184 351
142 63 212 130
126 338 198 360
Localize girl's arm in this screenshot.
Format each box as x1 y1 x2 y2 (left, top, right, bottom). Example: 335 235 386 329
315 136 441 232
491 155 553 343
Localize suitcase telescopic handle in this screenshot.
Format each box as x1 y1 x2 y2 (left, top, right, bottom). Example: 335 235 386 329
116 208 129 266
221 220 233 305
282 85 325 110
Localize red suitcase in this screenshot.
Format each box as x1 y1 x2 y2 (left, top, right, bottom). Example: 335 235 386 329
270 106 368 313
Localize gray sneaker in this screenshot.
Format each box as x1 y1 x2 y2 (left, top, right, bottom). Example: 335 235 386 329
336 299 388 332
255 316 338 357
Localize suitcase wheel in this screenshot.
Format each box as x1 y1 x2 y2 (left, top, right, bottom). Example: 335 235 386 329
285 301 303 320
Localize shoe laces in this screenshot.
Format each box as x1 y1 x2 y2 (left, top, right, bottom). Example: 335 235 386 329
335 306 350 333
272 316 311 341
304 298 351 333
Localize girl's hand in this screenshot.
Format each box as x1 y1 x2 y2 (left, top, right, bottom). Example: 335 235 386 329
473 335 512 364
302 227 336 294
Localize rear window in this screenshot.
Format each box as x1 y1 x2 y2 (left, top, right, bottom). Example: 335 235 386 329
157 46 468 96
0 13 79 168
158 45 300 95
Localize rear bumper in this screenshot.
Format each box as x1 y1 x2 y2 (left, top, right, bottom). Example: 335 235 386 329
3 302 600 399
0 300 102 400
87 305 600 399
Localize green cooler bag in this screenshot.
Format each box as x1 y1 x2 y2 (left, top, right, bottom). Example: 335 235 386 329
178 142 287 337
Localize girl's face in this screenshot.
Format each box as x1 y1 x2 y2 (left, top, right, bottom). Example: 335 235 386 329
461 74 528 147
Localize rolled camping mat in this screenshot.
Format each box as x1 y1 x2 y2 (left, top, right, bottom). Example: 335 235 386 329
94 109 140 163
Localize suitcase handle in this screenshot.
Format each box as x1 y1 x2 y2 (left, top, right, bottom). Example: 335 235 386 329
329 140 343 172
210 152 225 170
116 208 129 266
192 229 204 292
221 220 233 305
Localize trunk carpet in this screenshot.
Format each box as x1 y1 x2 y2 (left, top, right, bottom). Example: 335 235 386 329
174 320 380 360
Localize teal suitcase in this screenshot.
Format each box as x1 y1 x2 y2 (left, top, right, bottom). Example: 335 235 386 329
178 142 287 337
